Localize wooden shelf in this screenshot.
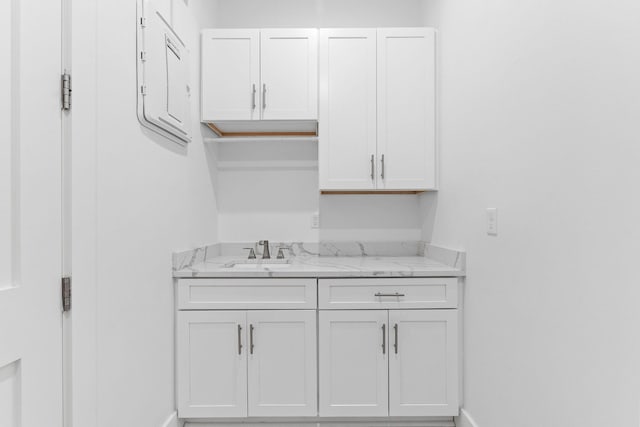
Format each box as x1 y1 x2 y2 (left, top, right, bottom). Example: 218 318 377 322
320 190 429 195
204 136 318 143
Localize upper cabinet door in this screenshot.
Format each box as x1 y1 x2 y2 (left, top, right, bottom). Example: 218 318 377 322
247 310 317 417
388 309 458 417
201 29 260 121
319 310 388 417
319 29 377 190
377 28 437 190
177 311 248 418
260 29 318 120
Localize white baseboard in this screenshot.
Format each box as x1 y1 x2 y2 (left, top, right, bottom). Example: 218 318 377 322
185 421 454 427
455 409 479 427
162 412 183 427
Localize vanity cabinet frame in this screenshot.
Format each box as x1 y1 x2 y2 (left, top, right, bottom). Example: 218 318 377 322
176 276 461 421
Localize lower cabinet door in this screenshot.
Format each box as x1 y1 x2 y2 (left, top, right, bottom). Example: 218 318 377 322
319 310 389 417
247 310 317 416
177 311 247 418
388 309 458 416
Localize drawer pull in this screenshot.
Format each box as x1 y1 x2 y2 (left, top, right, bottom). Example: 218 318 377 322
237 324 243 355
249 324 255 355
374 292 405 297
393 323 399 354
381 324 386 354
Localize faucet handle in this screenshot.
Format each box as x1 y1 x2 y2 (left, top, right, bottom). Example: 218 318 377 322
276 247 290 259
243 247 256 259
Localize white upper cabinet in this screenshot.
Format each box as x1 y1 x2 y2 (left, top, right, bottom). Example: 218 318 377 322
388 310 458 417
201 28 318 130
201 29 260 121
261 29 318 120
247 310 317 417
319 29 377 190
377 28 436 190
319 27 437 192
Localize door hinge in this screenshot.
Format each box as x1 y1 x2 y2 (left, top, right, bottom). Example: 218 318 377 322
62 277 71 312
61 72 71 111
140 85 147 96
140 51 147 62
140 17 146 28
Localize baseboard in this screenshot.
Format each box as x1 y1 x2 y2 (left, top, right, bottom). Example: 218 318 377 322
454 409 479 427
185 421 454 427
162 411 184 427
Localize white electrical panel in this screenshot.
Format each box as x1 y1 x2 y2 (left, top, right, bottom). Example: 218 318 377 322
137 0 192 145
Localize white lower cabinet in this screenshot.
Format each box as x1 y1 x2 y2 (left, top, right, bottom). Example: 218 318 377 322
319 310 389 417
177 308 316 418
247 310 317 417
177 277 460 422
319 309 458 418
177 311 247 418
388 310 458 417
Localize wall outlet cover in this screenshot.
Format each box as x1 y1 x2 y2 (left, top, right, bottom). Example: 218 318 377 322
486 208 498 236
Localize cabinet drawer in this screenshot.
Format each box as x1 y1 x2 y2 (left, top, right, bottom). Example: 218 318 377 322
318 278 457 309
178 278 317 310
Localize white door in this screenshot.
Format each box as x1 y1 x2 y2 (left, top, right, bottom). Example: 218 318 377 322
0 0 64 426
319 29 377 191
388 310 458 416
319 310 388 417
260 29 318 120
201 29 260 121
247 310 317 417
177 311 247 418
377 28 437 190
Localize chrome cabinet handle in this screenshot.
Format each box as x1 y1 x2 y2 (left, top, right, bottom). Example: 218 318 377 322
237 325 243 355
381 324 386 354
374 292 405 297
262 84 266 109
381 154 385 179
251 84 256 110
249 324 255 354
370 154 375 180
393 323 398 354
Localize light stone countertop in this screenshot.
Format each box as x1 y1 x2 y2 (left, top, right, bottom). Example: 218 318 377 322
173 241 465 279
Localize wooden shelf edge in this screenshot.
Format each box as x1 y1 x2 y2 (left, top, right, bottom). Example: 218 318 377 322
204 136 318 143
320 190 431 195
205 123 318 138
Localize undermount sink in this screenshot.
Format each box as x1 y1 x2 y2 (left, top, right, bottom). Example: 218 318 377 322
224 261 292 269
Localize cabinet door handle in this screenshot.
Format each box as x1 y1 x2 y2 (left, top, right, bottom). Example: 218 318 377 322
262 84 267 109
249 324 255 354
237 324 243 355
251 84 256 110
370 154 375 180
381 154 385 179
393 323 398 354
381 324 386 354
374 292 405 297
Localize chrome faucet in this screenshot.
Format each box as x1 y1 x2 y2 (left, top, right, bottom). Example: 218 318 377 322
258 240 270 259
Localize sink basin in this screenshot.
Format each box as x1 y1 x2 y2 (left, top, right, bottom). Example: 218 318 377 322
231 263 292 269
224 261 292 269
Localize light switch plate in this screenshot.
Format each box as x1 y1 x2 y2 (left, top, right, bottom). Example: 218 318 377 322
487 208 498 236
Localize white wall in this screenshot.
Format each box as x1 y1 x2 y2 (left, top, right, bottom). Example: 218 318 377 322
85 1 218 426
422 0 640 426
207 0 427 242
